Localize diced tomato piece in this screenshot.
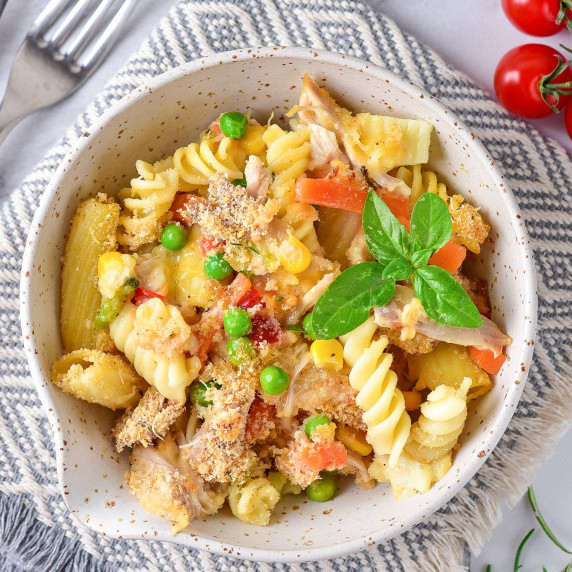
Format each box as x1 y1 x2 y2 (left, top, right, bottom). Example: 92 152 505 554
297 439 347 473
211 123 222 138
199 236 224 256
428 241 467 274
244 397 275 443
248 313 283 347
380 193 410 221
469 347 507 375
131 288 164 306
228 273 252 306
238 288 264 310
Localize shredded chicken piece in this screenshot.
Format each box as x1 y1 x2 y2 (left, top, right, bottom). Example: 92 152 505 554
135 246 172 298
180 359 258 483
308 124 347 172
339 450 376 490
179 174 278 243
285 272 335 324
128 437 228 534
346 231 375 265
112 386 185 453
244 155 272 200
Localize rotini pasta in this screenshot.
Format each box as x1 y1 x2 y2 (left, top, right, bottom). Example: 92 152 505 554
109 301 201 402
118 164 179 250
340 316 411 468
404 377 471 463
391 164 448 209
264 124 312 213
228 477 281 526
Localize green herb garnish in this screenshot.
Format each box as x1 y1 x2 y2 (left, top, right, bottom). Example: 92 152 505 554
528 486 572 554
310 191 482 339
283 325 304 332
514 529 535 572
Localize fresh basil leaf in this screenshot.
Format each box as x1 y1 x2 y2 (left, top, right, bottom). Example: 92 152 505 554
382 258 414 281
410 192 452 254
411 248 433 269
312 263 395 339
363 192 413 264
413 265 483 328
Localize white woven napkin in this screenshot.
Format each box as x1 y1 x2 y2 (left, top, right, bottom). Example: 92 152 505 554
1 1 571 570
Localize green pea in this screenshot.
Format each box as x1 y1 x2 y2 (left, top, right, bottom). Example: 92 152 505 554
306 474 336 502
219 111 248 139
233 177 247 187
260 366 290 395
94 278 138 329
161 223 187 251
227 336 256 365
224 307 252 337
204 252 233 280
189 379 219 406
304 414 331 439
303 312 316 340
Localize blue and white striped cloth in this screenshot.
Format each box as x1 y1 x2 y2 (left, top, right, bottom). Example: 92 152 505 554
1 1 571 570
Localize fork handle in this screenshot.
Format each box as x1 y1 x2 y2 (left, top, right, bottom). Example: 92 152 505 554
0 39 79 146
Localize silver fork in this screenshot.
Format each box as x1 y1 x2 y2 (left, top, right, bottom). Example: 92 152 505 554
0 0 137 145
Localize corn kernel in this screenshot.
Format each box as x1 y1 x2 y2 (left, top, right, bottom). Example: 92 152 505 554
98 251 123 282
336 424 373 456
310 339 344 371
277 235 312 274
97 252 136 299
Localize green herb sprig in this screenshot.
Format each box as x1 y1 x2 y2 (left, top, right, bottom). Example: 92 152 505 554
310 191 482 339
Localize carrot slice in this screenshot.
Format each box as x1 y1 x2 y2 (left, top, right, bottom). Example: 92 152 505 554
428 240 467 274
469 347 507 375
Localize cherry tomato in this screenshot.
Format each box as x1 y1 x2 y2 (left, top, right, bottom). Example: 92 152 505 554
565 102 572 137
501 0 570 36
131 287 164 306
494 44 572 118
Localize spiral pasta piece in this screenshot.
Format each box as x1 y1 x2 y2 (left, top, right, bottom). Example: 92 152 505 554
280 202 321 253
404 377 471 463
264 124 312 214
109 302 200 403
118 162 179 250
228 477 280 526
173 134 245 190
340 316 411 468
392 164 448 209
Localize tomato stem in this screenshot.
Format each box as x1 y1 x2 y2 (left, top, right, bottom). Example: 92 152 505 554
557 0 572 34
538 55 572 113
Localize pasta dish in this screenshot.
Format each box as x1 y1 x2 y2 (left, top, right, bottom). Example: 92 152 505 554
51 75 512 532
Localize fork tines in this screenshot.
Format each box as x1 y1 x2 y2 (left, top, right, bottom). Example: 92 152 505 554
29 0 136 72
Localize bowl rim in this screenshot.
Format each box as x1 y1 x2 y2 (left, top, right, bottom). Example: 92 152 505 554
20 45 537 563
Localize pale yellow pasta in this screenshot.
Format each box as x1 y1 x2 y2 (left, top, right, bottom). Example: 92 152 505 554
280 202 321 253
342 114 432 176
109 301 201 402
228 477 280 526
264 124 312 214
118 164 179 250
392 164 448 209
368 450 452 501
51 349 144 410
408 342 492 401
61 196 120 353
340 316 411 468
404 377 471 464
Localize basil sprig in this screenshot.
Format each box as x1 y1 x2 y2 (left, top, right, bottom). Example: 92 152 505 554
310 191 483 339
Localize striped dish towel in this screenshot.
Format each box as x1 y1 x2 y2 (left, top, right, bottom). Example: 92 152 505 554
1 1 571 570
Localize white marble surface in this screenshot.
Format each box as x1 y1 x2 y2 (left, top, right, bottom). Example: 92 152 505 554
1 1 571 570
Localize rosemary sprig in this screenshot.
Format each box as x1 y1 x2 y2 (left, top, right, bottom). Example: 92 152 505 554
514 528 535 572
528 486 572 554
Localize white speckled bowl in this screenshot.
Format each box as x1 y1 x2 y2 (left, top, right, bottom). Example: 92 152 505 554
20 47 536 562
